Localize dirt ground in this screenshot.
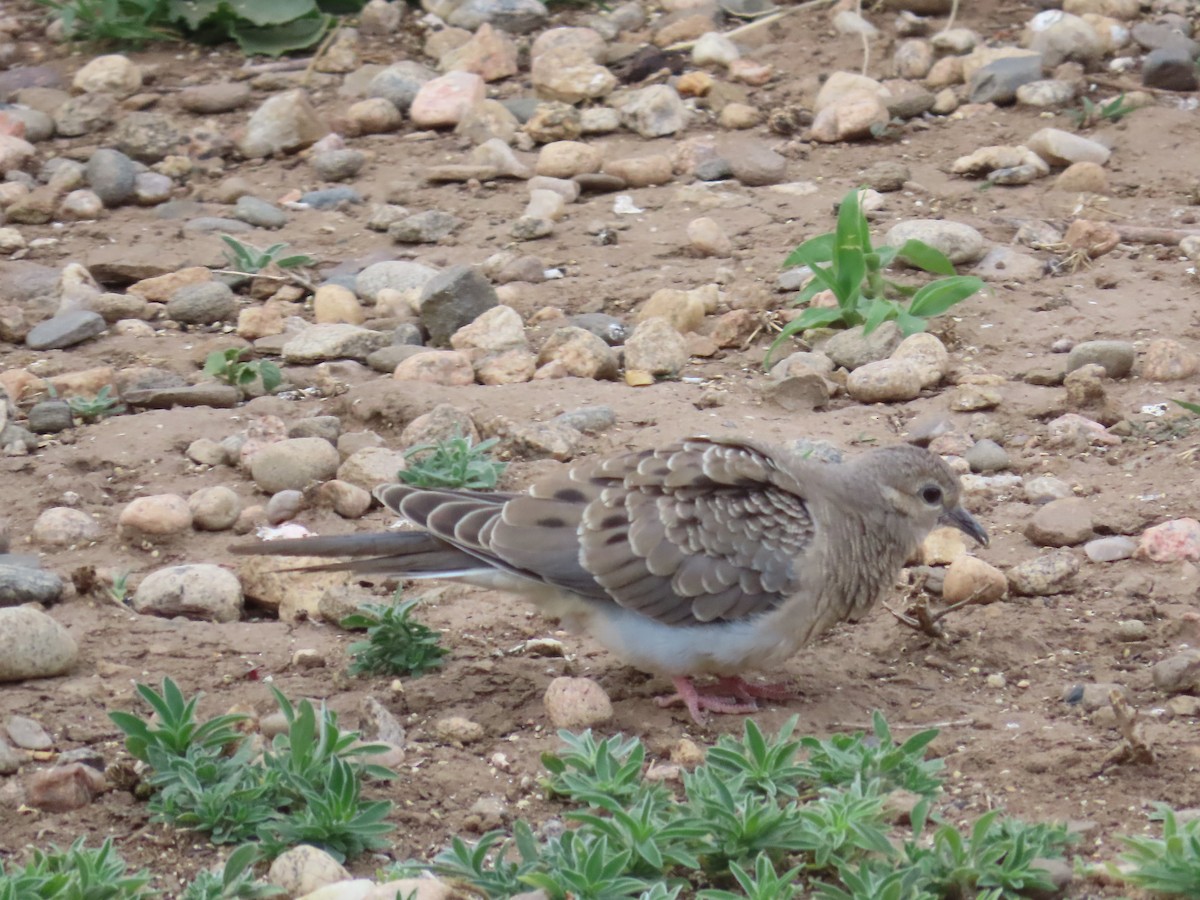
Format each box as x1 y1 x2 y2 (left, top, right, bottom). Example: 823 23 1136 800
2 0 1200 893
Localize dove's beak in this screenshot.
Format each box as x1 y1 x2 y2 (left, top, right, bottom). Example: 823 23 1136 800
941 506 989 547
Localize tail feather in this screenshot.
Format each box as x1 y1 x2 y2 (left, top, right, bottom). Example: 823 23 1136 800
227 530 480 576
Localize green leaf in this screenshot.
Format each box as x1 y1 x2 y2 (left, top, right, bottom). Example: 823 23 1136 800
229 11 332 55
227 0 321 26
908 276 985 318
258 361 282 392
862 297 897 335
875 245 900 268
1172 399 1200 416
782 232 836 269
896 310 928 336
168 0 224 30
894 239 957 275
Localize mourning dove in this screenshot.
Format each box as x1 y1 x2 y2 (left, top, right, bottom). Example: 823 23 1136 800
232 436 987 724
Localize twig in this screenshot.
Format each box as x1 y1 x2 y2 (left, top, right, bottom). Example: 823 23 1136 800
666 0 838 51
1113 224 1200 246
857 0 870 76
303 26 340 86
1086 75 1179 97
210 269 318 293
940 0 959 33
240 57 313 74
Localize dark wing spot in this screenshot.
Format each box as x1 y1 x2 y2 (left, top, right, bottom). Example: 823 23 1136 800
537 516 567 528
605 531 628 546
554 487 588 503
600 513 625 529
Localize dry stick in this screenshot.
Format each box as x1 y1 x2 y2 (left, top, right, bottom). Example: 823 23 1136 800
1114 224 1200 246
1086 74 1182 97
939 0 959 33
303 27 341 86
666 0 839 52
241 57 313 74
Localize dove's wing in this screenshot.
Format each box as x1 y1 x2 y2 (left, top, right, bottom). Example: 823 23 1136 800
377 437 819 627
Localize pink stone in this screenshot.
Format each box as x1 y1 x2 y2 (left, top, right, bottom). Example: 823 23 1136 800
409 72 486 128
728 59 773 86
1137 518 1200 563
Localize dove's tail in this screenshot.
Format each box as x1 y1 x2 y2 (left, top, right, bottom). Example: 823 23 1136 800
227 530 487 577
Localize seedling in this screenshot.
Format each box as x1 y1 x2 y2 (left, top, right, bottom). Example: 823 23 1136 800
107 570 131 605
67 385 125 422
341 598 449 678
181 845 283 900
0 838 153 900
1070 93 1138 130
398 432 506 490
766 188 985 367
220 235 313 276
1116 804 1200 895
204 348 282 394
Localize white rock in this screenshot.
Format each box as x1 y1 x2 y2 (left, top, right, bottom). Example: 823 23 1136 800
0 607 78 682
131 564 243 623
884 219 987 265
845 358 924 402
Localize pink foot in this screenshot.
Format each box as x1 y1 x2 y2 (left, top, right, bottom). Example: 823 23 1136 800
654 676 763 725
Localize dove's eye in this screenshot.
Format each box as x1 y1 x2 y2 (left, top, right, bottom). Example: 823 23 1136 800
920 485 944 506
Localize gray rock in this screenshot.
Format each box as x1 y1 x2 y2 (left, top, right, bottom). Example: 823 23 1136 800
300 187 364 209
133 172 173 206
447 0 548 33
8 107 54 142
694 158 733 181
123 383 242 408
1007 549 1079 595
0 564 64 607
27 400 74 434
619 85 688 138
179 81 253 114
1025 497 1093 547
132 564 243 623
288 416 342 442
569 312 626 345
392 323 424 345
1066 340 1134 379
166 281 238 325
1143 46 1199 91
0 739 23 774
1131 21 1199 57
183 216 253 235
885 219 987 265
0 606 77 682
85 148 138 207
861 160 910 192
389 210 464 243
366 344 428 373
1015 79 1076 107
368 61 437 111
112 111 185 163
964 438 1010 472
5 715 52 750
54 93 117 137
250 437 340 493
234 195 288 229
26 309 106 350
1084 536 1136 562
418 266 499 346
1027 13 1101 68
1024 474 1074 504
551 405 617 433
624 317 688 376
1151 650 1200 695
356 260 439 301
313 148 366 181
822 321 902 370
238 89 329 158
282 324 390 363
969 54 1044 104
727 139 787 187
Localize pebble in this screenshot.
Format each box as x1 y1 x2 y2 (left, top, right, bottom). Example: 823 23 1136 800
313 284 366 325
123 384 242 409
5 715 52 750
27 763 105 812
179 82 252 114
419 266 500 346
72 54 142 96
27 400 75 434
435 715 485 743
450 304 527 354
132 564 243 623
26 309 106 350
410 72 486 128
726 137 787 186
238 89 329 158
1141 338 1199 381
268 845 351 898
687 217 733 256
0 563 64 607
368 61 436 112
166 281 238 325
968 55 1044 104
1115 619 1147 642
544 676 614 729
1067 681 1127 711
188 486 242 531
266 491 304 524
1015 79 1076 107
32 507 99 546
1065 340 1133 377
389 209 463 243
1026 127 1111 166
536 327 618 379
1084 535 1136 562
1024 474 1073 504
890 332 949 388
234 195 288 229
1007 549 1080 595
624 317 688 377
942 556 1008 604
0 606 77 682
314 480 373 518
1142 46 1198 91
313 148 366 182
1025 497 1094 547
1136 518 1200 562
118 494 192 537
393 350 475 385
85 147 138 206
823 321 902 370
337 447 409 492
282 324 389 364
619 85 688 138
846 359 923 403
249 438 340 493
1151 650 1200 694
884 219 987 265
356 260 438 300
1054 160 1108 193
963 439 1010 472
300 187 363 209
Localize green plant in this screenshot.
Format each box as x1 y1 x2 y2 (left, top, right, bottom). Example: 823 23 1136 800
795 710 944 799
204 349 282 394
108 678 395 863
398 432 506 490
1070 93 1137 129
541 730 651 807
704 716 806 799
181 845 283 900
35 0 359 55
1116 804 1200 894
766 188 985 366
107 571 131 604
1173 398 1200 416
220 235 314 275
698 853 803 900
67 385 126 422
0 837 153 900
340 598 449 678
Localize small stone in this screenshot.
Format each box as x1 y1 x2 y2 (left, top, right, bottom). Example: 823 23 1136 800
450 305 527 354
314 480 373 518
1142 46 1198 91
73 54 142 96
1067 681 1127 711
389 210 464 243
132 564 243 623
418 266 499 347
266 490 305 524
0 564 64 607
536 327 618 379
435 716 485 743
268 845 351 898
0 606 77 681
1084 536 1136 562
1136 518 1200 562
725 137 787 186
249 438 340 493
1065 340 1133 377
687 217 732 256
1026 127 1110 166
968 54 1045 104
166 281 238 325
890 332 948 388
884 219 987 265
1054 160 1108 193
942 555 1007 604
313 148 366 182
238 89 329 158
1007 549 1080 595
1026 497 1093 547
27 764 104 812
619 85 688 138
822 321 902 370
1142 338 1199 381
118 494 192 537
337 447 408 492
1151 650 1200 695
179 82 252 114
544 676 614 729
410 72 486 127
963 439 1010 473
5 715 52 750
282 324 389 364
26 310 106 350
1016 79 1076 107
188 486 242 531
393 350 475 385
32 507 99 546
809 90 890 142
313 284 365 325
1024 474 1073 504
356 260 438 301
235 195 288 229
27 400 75 434
1115 619 1148 642
861 160 910 192
624 317 688 376
846 359 923 402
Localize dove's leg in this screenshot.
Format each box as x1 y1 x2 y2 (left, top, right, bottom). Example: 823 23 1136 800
713 676 799 702
655 677 759 724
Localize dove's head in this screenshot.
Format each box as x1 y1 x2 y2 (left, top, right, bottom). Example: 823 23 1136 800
856 445 989 547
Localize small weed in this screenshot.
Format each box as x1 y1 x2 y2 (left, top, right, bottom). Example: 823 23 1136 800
1070 93 1138 129
398 432 506 490
0 837 153 900
204 349 282 394
107 571 131 604
1116 804 1200 895
766 187 985 367
698 853 803 900
221 235 314 275
341 597 449 678
181 845 283 900
1172 398 1200 416
67 385 126 422
794 710 944 798
541 730 650 807
108 677 395 863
